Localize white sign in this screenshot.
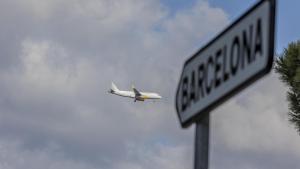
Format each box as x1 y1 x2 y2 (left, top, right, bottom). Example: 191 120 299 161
176 0 275 128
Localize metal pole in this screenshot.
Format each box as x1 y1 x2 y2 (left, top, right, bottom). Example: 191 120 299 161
194 114 209 169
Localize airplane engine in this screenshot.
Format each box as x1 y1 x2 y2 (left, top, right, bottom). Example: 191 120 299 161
135 97 145 101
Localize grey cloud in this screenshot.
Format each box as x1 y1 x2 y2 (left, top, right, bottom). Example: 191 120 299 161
1 0 299 168
2 0 299 168
210 72 300 169
0 139 97 169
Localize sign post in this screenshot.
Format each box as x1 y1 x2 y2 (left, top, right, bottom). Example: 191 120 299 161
175 0 276 169
195 114 209 169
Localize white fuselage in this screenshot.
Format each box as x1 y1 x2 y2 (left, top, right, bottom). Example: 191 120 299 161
111 90 162 100
109 82 162 101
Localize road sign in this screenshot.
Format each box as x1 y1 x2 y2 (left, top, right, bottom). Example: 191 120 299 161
176 0 276 128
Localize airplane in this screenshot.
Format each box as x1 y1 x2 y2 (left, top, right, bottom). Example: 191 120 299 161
108 82 162 102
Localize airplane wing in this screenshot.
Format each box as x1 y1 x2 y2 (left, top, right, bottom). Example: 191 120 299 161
132 85 141 96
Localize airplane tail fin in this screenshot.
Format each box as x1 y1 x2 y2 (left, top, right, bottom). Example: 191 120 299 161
111 82 119 92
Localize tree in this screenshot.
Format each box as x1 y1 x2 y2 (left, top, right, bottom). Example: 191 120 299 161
275 40 300 133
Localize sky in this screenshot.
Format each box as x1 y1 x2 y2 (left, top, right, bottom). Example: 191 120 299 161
0 0 299 169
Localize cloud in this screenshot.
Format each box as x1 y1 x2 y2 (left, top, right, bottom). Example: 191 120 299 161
0 0 299 168
0 138 192 169
210 72 300 169
11 0 300 169
162 0 228 49
0 139 96 169
112 143 193 169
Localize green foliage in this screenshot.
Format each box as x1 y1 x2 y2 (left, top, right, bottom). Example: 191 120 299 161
275 40 300 133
